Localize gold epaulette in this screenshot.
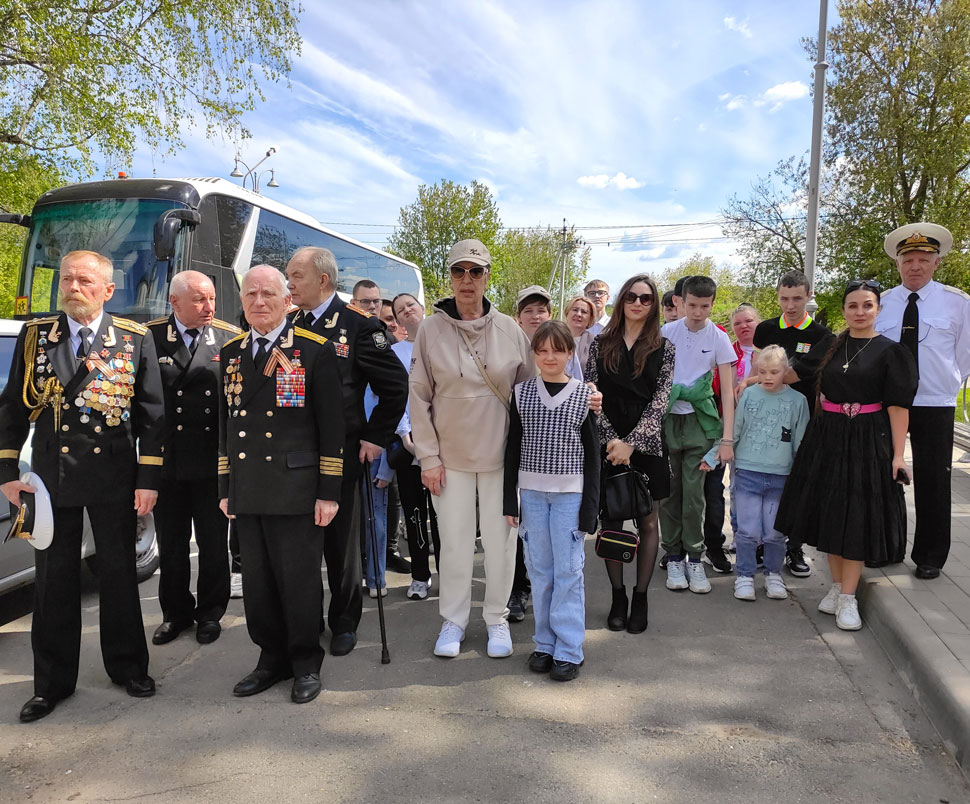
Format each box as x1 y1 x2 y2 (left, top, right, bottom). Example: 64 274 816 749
943 284 970 300
146 317 169 327
295 327 328 345
211 319 243 334
346 302 373 318
25 316 58 327
225 331 248 347
112 317 148 335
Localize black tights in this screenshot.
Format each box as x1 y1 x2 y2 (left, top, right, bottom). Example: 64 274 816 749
602 510 660 593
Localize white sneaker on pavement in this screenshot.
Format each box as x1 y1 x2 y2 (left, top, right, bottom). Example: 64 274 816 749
764 573 788 600
434 620 465 657
818 583 842 615
229 572 243 599
407 579 430 600
666 559 689 590
836 594 862 631
686 560 712 594
734 576 756 601
368 586 387 599
486 622 513 658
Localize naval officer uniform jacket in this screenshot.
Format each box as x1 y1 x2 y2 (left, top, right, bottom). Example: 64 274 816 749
148 314 241 626
0 312 164 700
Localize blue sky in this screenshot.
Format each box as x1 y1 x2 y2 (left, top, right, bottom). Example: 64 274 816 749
131 1 831 294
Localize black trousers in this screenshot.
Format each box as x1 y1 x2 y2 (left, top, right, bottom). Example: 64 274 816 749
33 501 148 700
909 406 955 569
703 462 727 551
155 476 230 624
237 512 324 676
322 444 364 635
397 463 440 582
512 537 531 595
229 520 241 574
386 477 403 553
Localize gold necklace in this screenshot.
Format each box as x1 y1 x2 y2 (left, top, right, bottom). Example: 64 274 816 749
842 336 875 372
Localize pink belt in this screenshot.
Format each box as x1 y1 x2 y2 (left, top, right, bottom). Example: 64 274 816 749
821 400 883 418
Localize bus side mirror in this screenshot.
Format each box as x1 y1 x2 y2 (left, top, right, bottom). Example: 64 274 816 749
153 209 201 260
0 213 30 228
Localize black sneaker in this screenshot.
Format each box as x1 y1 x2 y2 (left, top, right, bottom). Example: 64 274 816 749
660 554 670 570
528 651 553 673
508 590 529 622
550 660 583 682
703 546 733 574
755 544 764 570
785 547 812 578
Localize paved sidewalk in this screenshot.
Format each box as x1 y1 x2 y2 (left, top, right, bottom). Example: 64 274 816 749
857 442 970 776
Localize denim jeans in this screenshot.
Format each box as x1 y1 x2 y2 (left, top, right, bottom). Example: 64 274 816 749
519 489 586 664
364 461 388 590
733 468 788 577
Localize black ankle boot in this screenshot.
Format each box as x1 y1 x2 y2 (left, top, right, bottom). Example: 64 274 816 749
627 589 648 633
607 586 628 631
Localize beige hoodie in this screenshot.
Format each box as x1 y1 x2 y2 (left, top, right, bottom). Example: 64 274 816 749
409 297 533 473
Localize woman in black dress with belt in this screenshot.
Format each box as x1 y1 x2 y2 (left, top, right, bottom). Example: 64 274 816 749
775 279 917 631
586 274 674 634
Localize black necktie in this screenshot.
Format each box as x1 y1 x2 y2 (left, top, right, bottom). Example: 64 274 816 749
254 337 270 374
901 291 919 376
76 327 92 360
185 327 200 353
296 310 314 328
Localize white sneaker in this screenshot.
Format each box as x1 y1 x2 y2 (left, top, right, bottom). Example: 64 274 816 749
434 620 465 657
229 572 243 599
686 560 712 594
734 576 756 601
666 559 689 590
836 594 862 631
764 573 788 600
406 579 430 600
368 586 387 599
486 622 513 658
817 583 842 615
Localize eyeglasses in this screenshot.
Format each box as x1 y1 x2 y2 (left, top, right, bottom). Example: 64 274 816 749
622 292 654 305
450 265 488 279
585 290 609 298
845 278 883 294
355 297 381 309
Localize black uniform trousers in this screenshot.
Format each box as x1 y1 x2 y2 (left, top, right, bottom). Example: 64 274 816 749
237 512 324 676
33 501 148 700
397 463 440 583
909 406 955 569
155 476 230 624
322 440 365 635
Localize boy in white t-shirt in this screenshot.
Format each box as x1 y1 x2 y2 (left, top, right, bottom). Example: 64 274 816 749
659 276 736 594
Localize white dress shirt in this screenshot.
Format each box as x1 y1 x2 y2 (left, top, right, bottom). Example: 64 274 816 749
250 319 287 359
67 311 105 357
876 280 970 407
173 316 203 350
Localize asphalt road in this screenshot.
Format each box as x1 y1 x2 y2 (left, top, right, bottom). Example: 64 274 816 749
0 544 967 804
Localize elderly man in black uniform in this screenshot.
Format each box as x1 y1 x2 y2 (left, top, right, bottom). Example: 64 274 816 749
284 246 408 656
0 250 165 723
219 264 344 704
148 271 241 646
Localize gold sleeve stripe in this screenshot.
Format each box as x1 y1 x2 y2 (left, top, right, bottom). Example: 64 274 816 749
0 449 20 459
138 456 163 466
218 468 230 475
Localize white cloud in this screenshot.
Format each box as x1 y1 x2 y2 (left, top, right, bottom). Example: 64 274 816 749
578 174 611 189
577 172 644 191
724 95 747 111
724 16 752 38
763 81 810 103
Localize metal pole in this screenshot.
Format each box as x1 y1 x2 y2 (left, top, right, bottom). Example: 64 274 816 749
805 0 829 311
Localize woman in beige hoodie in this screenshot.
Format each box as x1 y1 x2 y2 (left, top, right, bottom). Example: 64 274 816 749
409 240 534 659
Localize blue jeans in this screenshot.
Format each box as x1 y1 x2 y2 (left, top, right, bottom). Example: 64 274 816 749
519 489 586 664
364 462 388 590
733 469 787 577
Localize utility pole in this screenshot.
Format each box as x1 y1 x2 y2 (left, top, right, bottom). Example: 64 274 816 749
805 0 829 313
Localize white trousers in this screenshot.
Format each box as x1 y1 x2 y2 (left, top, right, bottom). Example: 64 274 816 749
431 467 515 629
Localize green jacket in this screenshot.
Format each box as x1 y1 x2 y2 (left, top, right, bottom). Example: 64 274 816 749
666 371 721 439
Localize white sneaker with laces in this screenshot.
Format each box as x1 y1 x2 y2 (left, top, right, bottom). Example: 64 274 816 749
368 586 387 599
666 559 689 590
817 583 842 615
407 579 430 600
229 572 243 599
686 560 712 594
486 622 513 658
764 573 788 600
836 594 862 631
434 620 465 657
734 576 756 601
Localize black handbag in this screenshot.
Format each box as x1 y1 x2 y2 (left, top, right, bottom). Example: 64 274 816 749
595 529 639 563
601 466 653 521
385 433 414 472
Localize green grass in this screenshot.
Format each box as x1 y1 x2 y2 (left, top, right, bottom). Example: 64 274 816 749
957 386 969 423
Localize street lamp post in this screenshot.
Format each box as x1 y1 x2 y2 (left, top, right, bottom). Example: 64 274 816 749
230 147 280 194
805 0 829 313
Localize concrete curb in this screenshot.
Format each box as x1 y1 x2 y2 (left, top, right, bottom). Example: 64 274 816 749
858 571 970 777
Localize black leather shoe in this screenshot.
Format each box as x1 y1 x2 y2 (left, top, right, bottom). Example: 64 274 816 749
915 564 941 580
607 586 628 631
125 676 156 698
528 651 553 673
233 668 290 697
550 660 584 682
291 673 322 704
785 548 812 578
386 551 412 574
19 696 57 723
627 589 649 634
196 621 221 644
152 620 193 645
330 631 357 656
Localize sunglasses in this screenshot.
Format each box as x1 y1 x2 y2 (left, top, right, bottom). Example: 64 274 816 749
622 292 654 305
845 278 883 294
450 265 488 279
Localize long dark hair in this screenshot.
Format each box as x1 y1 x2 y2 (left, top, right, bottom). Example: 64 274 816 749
599 273 662 377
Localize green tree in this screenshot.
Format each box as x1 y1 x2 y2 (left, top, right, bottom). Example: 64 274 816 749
387 180 502 303
0 0 302 173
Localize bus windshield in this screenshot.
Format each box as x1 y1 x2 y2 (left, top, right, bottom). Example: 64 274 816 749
20 198 183 320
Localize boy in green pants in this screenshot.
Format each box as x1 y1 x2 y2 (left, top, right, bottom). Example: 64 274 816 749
659 276 736 593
